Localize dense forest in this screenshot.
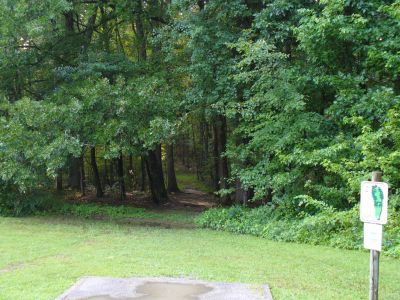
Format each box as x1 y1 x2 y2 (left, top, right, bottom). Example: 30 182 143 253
0 0 400 217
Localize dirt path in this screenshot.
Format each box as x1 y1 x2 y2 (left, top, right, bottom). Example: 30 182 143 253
167 189 215 211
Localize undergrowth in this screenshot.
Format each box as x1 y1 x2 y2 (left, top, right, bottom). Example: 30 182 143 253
196 200 400 258
45 202 195 224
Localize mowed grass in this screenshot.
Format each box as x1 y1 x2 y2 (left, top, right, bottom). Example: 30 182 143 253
0 216 399 300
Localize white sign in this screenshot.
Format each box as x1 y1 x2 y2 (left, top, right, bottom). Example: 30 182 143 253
360 181 388 225
364 223 383 251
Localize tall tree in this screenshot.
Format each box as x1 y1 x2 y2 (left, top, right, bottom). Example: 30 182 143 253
117 154 126 201
134 0 168 204
166 144 180 193
90 147 103 198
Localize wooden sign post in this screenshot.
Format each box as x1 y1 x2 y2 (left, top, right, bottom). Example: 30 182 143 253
360 171 388 300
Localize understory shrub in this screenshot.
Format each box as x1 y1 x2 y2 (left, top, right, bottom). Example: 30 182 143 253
50 202 193 223
197 204 400 258
0 189 62 217
56 203 148 219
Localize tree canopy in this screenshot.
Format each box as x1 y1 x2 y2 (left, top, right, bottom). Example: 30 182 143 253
1 0 400 215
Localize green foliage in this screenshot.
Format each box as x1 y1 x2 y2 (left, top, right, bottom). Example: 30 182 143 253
0 189 62 217
55 203 148 219
175 171 213 193
47 202 196 224
0 0 185 207
172 0 248 115
228 37 332 203
219 0 400 209
197 205 400 258
0 98 81 192
1 0 400 235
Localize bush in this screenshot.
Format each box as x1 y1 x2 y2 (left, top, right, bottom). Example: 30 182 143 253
196 205 400 258
0 189 62 217
56 203 147 219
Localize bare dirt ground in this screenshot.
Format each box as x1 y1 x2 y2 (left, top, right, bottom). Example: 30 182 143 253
71 188 216 212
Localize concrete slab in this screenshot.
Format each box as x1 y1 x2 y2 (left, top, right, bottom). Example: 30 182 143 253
56 277 273 300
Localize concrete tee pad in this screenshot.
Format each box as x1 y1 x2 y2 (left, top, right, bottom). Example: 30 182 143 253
56 277 273 300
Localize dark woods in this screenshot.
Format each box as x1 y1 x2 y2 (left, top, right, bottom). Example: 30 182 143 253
0 0 400 214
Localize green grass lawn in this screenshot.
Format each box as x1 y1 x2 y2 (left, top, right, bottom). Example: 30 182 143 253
0 215 399 300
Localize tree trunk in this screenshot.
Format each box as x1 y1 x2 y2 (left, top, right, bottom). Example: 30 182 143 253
128 155 135 190
103 158 110 187
68 157 81 189
134 0 147 61
232 131 251 205
145 149 168 204
133 1 167 203
167 144 180 193
213 115 230 204
82 11 97 54
198 114 208 181
117 153 126 201
140 156 147 191
235 179 249 206
110 159 116 186
64 11 74 32
191 121 200 180
90 147 103 198
217 115 230 203
155 144 162 165
56 170 63 191
212 123 220 191
80 155 86 196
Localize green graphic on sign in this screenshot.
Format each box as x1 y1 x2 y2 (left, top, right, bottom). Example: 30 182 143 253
372 185 384 220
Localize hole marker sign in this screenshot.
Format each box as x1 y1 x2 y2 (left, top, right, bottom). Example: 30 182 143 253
360 181 388 225
363 223 383 251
